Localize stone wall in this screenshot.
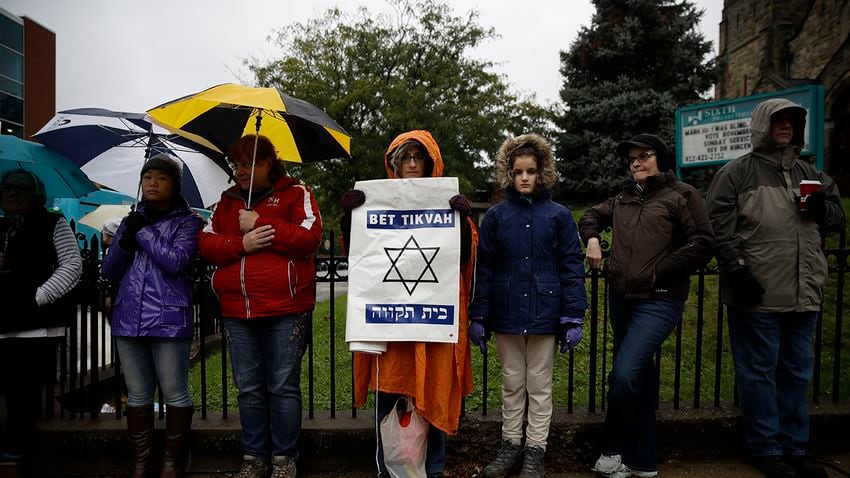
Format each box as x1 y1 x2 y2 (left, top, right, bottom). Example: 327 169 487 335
718 34 769 98
715 0 842 99
717 0 770 98
789 0 850 80
716 0 850 175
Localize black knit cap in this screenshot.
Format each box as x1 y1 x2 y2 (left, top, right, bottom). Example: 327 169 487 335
0 168 47 208
140 153 182 195
616 133 673 172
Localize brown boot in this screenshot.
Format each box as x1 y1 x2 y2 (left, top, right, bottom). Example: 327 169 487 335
126 404 155 478
159 405 193 478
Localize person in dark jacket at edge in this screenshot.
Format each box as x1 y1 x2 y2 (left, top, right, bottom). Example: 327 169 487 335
0 169 82 465
469 133 587 478
706 99 844 478
103 154 205 478
580 134 714 478
340 130 478 478
199 135 322 478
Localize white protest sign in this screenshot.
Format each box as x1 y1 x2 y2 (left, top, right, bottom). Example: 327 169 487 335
345 177 460 349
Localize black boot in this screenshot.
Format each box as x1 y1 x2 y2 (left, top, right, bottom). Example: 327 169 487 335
159 405 193 478
519 445 545 478
750 455 797 478
483 440 523 478
126 404 155 478
784 455 827 478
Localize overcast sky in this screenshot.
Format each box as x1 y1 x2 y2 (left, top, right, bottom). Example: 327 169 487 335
1 0 723 114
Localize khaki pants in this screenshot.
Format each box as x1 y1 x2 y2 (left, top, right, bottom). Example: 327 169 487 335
495 333 556 449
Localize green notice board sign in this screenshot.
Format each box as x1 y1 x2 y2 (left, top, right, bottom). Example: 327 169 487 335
675 85 824 169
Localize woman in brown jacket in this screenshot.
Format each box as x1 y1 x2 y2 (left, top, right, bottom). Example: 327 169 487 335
579 134 714 478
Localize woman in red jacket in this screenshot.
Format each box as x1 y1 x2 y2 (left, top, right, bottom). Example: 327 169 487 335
198 134 322 478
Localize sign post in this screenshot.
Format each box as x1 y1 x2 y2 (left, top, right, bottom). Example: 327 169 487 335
676 85 825 169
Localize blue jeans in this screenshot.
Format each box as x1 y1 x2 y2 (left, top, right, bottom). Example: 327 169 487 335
728 307 818 456
376 392 445 475
225 313 310 461
116 337 192 407
602 296 684 472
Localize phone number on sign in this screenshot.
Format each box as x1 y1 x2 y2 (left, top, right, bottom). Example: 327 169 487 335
684 152 725 163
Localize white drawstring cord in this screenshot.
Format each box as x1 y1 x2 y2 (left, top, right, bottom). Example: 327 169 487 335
374 355 381 476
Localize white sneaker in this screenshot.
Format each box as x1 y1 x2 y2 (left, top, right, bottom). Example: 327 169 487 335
592 453 622 474
631 469 658 478
604 463 658 478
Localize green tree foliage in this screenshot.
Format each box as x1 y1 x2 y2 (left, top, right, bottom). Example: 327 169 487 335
246 0 546 238
556 0 716 200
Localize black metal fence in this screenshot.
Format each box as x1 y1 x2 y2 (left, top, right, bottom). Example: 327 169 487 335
45 227 849 421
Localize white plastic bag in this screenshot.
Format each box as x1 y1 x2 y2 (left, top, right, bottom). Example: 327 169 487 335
380 396 428 478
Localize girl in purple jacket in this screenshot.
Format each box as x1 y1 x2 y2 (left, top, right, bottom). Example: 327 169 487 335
103 154 204 478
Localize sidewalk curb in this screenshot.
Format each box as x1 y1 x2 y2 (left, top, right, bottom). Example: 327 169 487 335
26 402 850 476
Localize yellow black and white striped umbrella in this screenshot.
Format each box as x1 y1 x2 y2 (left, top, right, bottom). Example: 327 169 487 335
146 83 351 164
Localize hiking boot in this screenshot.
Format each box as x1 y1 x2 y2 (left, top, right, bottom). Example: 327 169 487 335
519 445 545 478
482 440 523 478
784 455 827 478
270 455 296 478
233 455 271 478
592 453 622 474
750 455 797 478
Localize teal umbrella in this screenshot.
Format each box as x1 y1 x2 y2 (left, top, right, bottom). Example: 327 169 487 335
0 135 97 199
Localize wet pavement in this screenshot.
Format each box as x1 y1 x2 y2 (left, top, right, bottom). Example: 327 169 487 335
173 453 850 477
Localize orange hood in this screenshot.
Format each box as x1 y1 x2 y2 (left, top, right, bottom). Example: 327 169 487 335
384 130 444 178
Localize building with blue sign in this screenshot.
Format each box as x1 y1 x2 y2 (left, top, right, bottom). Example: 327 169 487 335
714 0 850 183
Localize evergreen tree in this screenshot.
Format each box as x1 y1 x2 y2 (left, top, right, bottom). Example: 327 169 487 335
556 0 716 200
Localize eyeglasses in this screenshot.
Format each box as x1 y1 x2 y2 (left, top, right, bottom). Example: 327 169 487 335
627 151 656 164
399 155 427 165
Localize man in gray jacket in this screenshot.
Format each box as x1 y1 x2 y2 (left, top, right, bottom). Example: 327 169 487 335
707 98 844 478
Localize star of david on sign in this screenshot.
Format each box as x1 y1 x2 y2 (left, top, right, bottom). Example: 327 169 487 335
383 235 440 295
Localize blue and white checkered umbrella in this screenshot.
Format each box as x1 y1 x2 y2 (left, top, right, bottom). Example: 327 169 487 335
34 108 232 208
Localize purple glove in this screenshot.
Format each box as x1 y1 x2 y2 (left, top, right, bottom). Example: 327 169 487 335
449 194 472 217
468 318 489 355
559 317 583 353
341 189 366 211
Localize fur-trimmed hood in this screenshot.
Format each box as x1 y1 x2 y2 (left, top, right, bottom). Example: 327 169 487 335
495 133 557 190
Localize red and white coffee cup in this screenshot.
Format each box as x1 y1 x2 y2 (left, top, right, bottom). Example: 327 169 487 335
799 179 822 211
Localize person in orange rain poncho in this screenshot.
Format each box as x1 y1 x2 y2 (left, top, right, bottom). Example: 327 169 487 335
340 130 477 478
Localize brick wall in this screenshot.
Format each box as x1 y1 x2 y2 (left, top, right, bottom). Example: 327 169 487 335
22 17 55 139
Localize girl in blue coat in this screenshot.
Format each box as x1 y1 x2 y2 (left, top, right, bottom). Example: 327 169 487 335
469 133 587 478
103 154 204 478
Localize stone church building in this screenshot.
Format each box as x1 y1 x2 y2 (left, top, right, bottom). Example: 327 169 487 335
716 0 850 180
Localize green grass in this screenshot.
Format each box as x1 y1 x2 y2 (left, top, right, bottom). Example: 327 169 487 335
190 199 850 412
